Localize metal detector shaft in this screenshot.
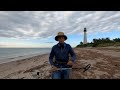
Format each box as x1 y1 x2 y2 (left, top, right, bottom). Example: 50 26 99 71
56 68 72 70
56 64 91 72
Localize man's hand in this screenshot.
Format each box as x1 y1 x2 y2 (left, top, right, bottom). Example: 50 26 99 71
67 60 73 67
49 66 57 73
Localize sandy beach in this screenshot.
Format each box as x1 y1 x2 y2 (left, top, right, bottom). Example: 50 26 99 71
0 47 120 79
0 53 51 79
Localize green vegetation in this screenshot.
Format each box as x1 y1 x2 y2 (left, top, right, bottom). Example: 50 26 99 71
76 38 120 48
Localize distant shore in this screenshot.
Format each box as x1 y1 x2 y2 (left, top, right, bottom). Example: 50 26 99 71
0 47 120 79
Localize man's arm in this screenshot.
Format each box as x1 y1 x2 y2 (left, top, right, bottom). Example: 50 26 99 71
69 45 76 62
49 46 55 66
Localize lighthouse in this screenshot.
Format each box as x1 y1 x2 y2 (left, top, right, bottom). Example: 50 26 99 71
83 28 87 44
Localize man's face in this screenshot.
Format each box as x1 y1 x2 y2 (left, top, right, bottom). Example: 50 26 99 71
58 36 65 43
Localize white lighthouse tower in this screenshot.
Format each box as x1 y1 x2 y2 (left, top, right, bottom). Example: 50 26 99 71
83 28 87 44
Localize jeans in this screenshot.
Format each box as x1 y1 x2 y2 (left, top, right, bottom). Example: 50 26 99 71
52 69 70 79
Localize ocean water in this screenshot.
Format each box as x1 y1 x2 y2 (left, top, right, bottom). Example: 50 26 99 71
0 48 51 62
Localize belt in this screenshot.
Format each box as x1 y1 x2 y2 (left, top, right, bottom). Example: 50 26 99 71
55 59 68 64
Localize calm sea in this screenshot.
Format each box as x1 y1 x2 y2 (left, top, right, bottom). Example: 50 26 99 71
0 48 51 63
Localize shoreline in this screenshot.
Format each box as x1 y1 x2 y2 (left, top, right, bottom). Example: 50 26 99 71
0 52 50 65
0 53 50 79
0 47 120 79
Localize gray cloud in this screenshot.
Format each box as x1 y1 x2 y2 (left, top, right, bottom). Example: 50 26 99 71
0 11 120 39
45 42 54 43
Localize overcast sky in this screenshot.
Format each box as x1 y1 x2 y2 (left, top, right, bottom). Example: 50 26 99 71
0 11 120 48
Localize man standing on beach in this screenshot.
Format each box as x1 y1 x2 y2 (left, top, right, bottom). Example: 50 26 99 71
49 32 76 79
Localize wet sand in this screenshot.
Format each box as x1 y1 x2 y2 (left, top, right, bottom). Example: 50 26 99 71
0 47 120 79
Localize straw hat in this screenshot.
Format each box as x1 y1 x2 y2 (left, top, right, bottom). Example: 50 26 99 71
55 32 67 41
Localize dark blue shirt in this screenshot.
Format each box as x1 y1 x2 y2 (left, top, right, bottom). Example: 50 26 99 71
49 42 76 66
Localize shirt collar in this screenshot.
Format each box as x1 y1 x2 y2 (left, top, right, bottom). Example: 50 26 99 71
58 42 66 47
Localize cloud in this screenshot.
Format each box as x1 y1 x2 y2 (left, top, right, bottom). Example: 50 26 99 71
0 11 120 40
45 42 54 43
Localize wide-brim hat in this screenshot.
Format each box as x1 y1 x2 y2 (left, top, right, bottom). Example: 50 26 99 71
55 32 67 41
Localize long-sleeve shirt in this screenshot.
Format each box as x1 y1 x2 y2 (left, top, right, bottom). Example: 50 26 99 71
49 43 76 66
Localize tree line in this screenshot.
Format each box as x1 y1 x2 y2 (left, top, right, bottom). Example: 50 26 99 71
76 38 120 47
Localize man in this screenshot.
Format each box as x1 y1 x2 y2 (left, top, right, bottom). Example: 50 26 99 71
49 32 76 79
